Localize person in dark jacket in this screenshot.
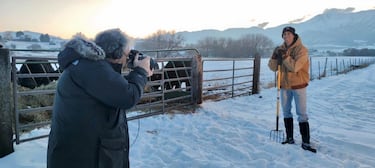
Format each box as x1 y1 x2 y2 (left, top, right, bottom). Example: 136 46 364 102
268 26 316 153
47 29 153 168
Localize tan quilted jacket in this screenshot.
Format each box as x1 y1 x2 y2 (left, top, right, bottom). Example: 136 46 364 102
268 37 310 89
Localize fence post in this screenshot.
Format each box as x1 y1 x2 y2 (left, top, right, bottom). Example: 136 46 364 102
323 57 328 78
252 54 261 94
0 48 14 158
231 60 235 97
191 54 203 104
336 58 340 75
318 61 321 80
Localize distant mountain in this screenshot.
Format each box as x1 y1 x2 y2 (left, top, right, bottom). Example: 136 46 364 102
2 8 374 52
178 8 375 51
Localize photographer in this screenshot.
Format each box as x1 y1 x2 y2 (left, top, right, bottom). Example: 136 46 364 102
268 26 316 153
47 29 153 168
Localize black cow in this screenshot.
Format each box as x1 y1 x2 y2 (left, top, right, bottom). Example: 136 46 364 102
17 59 60 89
150 61 191 91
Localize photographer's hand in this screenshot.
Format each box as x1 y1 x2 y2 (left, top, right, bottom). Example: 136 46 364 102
133 54 154 77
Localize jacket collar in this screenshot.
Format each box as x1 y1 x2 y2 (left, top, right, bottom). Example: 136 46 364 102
58 37 105 70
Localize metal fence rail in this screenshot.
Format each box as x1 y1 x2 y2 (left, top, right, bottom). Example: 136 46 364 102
0 48 262 144
127 56 200 120
201 57 258 101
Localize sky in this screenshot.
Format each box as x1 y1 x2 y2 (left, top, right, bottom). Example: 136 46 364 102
0 56 374 167
0 0 374 39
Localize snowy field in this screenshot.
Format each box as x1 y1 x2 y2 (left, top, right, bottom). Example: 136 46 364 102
1 57 374 167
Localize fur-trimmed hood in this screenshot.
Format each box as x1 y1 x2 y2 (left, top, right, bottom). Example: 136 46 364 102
58 37 105 70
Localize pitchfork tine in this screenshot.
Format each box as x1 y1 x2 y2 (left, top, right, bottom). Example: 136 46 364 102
269 60 285 142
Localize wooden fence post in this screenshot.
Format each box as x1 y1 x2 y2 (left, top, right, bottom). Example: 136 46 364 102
0 48 14 158
192 54 203 104
252 54 261 94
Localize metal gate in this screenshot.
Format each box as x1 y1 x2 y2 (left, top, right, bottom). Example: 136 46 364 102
2 48 261 144
8 49 203 143
10 50 60 144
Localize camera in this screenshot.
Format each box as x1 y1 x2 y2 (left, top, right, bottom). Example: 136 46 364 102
127 49 158 70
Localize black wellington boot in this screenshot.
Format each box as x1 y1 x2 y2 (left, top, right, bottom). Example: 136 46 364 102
299 122 317 153
281 118 295 144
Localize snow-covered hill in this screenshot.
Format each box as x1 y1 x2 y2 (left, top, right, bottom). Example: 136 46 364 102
0 31 66 50
178 8 375 50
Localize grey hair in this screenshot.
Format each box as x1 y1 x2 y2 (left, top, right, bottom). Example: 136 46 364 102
94 28 129 59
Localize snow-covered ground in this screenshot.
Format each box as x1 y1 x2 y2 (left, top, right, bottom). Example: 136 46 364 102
1 60 374 167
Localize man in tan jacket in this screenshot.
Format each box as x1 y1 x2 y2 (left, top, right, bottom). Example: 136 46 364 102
268 26 316 153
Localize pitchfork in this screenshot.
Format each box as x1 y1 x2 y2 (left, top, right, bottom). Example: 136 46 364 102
269 56 285 142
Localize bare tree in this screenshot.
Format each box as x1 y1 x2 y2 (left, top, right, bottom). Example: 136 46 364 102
195 33 274 58
238 34 274 57
3 32 12 41
195 37 215 57
16 31 24 37
136 30 185 57
72 32 88 39
196 37 233 57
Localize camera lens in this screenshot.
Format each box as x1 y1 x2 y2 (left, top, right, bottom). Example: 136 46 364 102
127 50 158 70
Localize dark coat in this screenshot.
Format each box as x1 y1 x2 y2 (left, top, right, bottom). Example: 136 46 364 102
47 37 147 168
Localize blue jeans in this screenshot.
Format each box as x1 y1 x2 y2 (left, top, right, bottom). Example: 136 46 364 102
281 88 308 122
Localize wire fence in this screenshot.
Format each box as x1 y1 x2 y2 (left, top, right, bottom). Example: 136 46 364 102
309 56 375 80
